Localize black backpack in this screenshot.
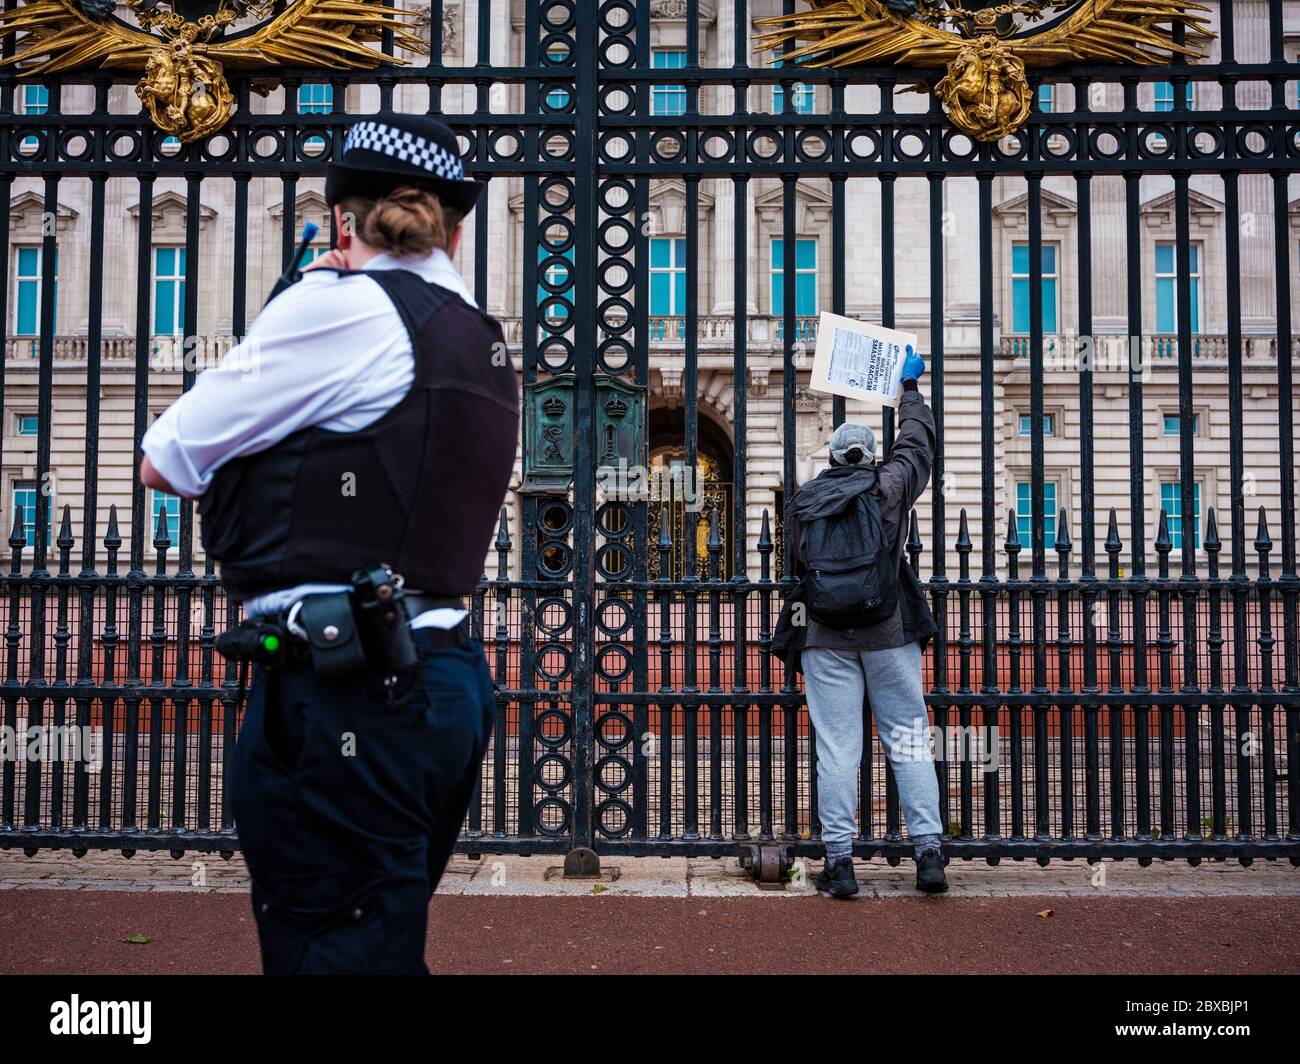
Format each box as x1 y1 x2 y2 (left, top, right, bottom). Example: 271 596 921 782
800 487 899 629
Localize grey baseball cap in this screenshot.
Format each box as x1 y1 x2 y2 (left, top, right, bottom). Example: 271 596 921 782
829 422 877 467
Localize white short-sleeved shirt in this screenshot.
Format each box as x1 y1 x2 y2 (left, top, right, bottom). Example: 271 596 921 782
142 247 476 628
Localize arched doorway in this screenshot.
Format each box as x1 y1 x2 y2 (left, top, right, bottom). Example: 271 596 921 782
647 407 734 581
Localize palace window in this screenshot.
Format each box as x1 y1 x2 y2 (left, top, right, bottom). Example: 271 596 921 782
771 237 818 318
298 83 332 150
153 247 186 336
1155 242 1201 333
1153 81 1195 111
1011 243 1058 334
1160 481 1201 550
18 83 47 152
1018 413 1055 437
151 489 181 544
14 246 57 336
1162 413 1199 436
1038 84 1054 113
1015 480 1057 550
16 414 39 437
651 50 688 117
773 58 815 115
10 481 48 548
650 237 687 315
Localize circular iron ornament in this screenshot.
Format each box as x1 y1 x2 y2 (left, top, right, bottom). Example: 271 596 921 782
597 130 635 164
598 176 635 213
106 131 145 162
598 0 635 33
250 130 286 161
534 708 572 750
537 253 573 294
1186 124 1224 159
56 132 93 163
893 126 932 162
940 128 977 160
540 176 576 213
537 297 575 331
539 338 575 374
532 797 572 838
1040 127 1078 161
534 596 574 637
1235 125 1273 159
538 32 575 61
595 642 633 683
596 339 634 374
293 129 334 161
598 216 636 254
598 295 635 334
598 259 636 297
843 128 882 162
594 755 631 795
541 129 577 163
599 84 637 118
537 543 573 580
542 217 577 254
542 0 578 32
1138 126 1176 159
596 503 633 540
746 129 785 163
595 543 632 582
700 130 736 162
489 129 526 162
596 708 634 747
596 599 634 638
200 132 239 163
991 131 1028 160
534 753 573 793
794 129 833 163
542 83 577 114
599 35 635 70
534 641 574 682
594 797 633 838
1087 125 1127 160
649 130 687 164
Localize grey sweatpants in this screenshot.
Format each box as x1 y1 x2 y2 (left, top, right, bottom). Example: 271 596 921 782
802 640 944 850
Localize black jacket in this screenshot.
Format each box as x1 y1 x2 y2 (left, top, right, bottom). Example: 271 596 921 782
771 385 939 675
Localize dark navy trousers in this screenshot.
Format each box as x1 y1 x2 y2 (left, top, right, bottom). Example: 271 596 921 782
231 629 494 975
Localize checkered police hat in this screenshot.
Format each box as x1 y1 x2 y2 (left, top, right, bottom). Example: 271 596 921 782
325 113 483 214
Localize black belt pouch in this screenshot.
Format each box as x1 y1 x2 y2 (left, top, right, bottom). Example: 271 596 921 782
298 592 367 678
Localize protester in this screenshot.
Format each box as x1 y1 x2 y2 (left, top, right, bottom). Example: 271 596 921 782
773 348 947 897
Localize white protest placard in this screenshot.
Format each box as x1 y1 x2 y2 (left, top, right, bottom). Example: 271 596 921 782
809 313 917 410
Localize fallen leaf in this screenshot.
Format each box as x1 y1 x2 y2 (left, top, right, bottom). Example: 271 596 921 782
125 933 152 944
591 883 608 895
1035 909 1054 919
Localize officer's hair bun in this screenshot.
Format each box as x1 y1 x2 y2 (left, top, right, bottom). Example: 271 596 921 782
340 186 464 259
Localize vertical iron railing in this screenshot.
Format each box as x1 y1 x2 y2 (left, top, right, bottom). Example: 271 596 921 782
0 0 1295 863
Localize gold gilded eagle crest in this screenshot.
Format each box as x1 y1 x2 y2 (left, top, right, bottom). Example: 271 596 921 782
756 0 1214 142
0 0 428 143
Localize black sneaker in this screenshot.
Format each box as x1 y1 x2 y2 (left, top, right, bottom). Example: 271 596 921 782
915 851 948 894
815 857 859 898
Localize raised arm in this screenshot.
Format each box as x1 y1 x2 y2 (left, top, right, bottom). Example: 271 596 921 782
876 349 937 515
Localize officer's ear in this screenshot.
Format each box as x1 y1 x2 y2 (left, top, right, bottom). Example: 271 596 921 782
447 224 464 258
333 203 353 250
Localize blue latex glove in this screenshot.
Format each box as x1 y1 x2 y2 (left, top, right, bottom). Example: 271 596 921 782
901 344 926 383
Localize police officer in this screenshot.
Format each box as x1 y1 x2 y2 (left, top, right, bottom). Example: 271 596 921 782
139 114 519 974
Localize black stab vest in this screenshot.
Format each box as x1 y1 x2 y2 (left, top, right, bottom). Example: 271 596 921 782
198 268 519 602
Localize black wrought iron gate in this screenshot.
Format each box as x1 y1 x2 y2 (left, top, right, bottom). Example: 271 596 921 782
1 0 1297 866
